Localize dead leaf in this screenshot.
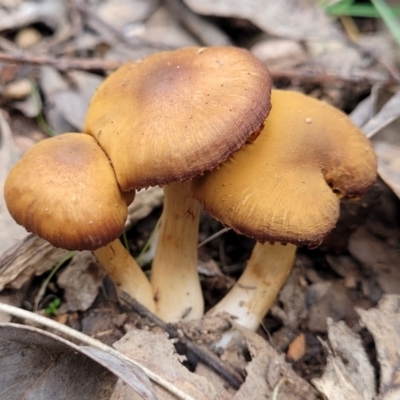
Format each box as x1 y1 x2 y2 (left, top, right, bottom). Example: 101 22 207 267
350 89 400 199
358 295 400 400
113 329 217 400
312 319 376 400
57 252 106 312
234 327 318 400
0 323 117 400
0 323 158 400
40 67 104 132
313 295 400 400
182 0 341 41
0 0 67 32
348 227 400 295
94 0 159 29
0 110 27 254
0 235 69 291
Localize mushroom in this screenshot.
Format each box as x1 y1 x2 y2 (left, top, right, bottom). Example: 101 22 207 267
84 46 272 322
192 90 377 330
4 133 155 312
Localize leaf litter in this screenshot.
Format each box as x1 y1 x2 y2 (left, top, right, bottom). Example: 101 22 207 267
0 0 400 399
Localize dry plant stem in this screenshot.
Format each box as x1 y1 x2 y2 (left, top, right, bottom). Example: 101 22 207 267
151 181 203 322
0 51 397 85
210 242 297 331
120 292 243 390
93 239 156 312
0 303 194 400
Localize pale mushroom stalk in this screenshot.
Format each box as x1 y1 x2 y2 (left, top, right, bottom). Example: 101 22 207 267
151 181 203 322
209 242 296 331
94 239 156 312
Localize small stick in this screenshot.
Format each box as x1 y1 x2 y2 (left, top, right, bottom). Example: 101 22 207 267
0 50 397 86
0 51 121 71
120 291 244 390
76 2 175 50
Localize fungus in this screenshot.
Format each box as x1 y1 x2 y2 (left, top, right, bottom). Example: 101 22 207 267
4 133 155 311
192 90 377 330
84 46 272 322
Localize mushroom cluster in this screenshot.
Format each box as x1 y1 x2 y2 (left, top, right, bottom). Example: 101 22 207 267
84 46 272 322
4 49 377 329
5 46 273 322
192 89 377 330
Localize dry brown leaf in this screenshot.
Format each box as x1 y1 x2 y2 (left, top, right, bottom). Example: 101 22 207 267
233 327 318 400
112 329 217 400
0 110 27 254
93 0 159 29
182 0 341 40
313 319 375 400
358 295 400 400
57 252 106 312
351 89 400 199
0 323 157 400
348 227 400 295
40 67 104 132
313 295 400 400
0 0 66 32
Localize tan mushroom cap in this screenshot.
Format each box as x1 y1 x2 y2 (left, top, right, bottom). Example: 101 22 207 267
4 133 130 251
84 46 272 191
192 90 377 247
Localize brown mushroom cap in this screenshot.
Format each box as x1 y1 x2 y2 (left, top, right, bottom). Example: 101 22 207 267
192 90 377 247
84 46 272 191
4 133 130 251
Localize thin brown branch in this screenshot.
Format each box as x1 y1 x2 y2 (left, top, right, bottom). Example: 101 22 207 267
120 291 244 390
0 51 122 71
76 2 175 51
0 50 397 86
163 0 232 46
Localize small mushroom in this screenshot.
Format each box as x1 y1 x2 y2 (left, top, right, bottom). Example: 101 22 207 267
192 90 377 330
84 46 272 322
4 133 155 312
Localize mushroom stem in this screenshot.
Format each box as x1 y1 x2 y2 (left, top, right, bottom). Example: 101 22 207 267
151 181 204 322
93 239 156 312
209 242 296 331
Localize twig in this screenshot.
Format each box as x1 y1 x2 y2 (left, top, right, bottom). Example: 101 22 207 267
198 227 232 248
120 291 244 390
268 67 398 85
0 303 195 400
163 0 232 46
0 51 396 86
76 2 175 51
0 51 121 70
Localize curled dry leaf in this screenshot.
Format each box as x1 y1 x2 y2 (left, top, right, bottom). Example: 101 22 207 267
233 327 318 400
113 329 217 400
182 0 341 41
351 89 400 199
0 323 157 400
313 295 400 400
0 0 67 32
312 319 375 400
40 67 104 133
357 295 400 400
0 110 27 254
57 251 106 312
